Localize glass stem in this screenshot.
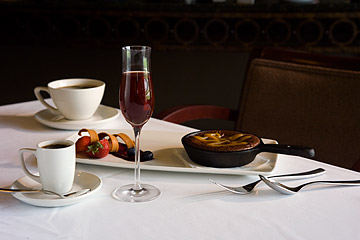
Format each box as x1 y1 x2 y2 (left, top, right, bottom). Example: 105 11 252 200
133 126 142 190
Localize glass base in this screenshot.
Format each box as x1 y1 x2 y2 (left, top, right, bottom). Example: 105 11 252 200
112 184 161 202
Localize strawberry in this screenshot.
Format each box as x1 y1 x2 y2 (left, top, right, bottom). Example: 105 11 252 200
86 139 110 158
76 136 91 152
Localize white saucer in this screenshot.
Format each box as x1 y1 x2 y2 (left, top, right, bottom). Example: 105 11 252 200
11 171 102 207
34 105 120 130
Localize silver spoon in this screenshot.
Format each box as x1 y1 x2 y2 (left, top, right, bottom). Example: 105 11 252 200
259 175 360 194
0 188 90 199
209 168 326 194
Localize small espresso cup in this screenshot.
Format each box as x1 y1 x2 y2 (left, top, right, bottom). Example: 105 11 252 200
18 140 76 194
34 78 105 120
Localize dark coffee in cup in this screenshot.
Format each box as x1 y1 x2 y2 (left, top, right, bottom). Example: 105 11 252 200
58 85 97 90
42 144 71 149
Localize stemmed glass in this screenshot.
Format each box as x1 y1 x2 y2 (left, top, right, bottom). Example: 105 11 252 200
113 46 161 202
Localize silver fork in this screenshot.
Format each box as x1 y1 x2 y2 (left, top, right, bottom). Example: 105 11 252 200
209 168 326 194
259 175 360 194
0 188 90 199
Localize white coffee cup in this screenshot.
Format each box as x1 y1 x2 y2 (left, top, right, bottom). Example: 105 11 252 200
18 140 76 194
34 78 105 120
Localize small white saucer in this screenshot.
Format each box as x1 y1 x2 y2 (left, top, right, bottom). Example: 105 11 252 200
11 171 102 207
34 105 120 130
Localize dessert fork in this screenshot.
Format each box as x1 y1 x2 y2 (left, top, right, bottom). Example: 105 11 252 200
209 168 326 194
259 175 360 194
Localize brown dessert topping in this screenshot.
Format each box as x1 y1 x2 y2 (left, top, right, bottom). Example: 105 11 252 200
186 130 260 152
193 132 252 147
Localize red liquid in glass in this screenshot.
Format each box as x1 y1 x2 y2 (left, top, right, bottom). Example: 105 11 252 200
120 71 154 127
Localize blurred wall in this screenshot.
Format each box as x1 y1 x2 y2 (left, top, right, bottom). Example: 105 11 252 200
0 44 248 129
2 1 359 129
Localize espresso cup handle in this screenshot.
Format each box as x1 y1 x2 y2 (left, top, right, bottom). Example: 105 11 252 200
34 86 61 115
18 148 41 183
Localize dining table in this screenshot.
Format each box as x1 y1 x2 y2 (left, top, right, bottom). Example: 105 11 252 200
0 100 359 240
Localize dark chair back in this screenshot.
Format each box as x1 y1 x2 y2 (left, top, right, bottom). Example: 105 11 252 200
237 50 360 169
157 47 360 170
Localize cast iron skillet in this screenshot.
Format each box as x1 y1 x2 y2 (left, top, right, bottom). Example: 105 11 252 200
181 130 315 168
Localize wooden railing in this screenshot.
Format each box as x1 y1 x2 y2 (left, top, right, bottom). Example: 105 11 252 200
1 2 360 54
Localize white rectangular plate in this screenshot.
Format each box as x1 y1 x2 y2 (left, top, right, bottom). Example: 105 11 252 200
68 130 277 175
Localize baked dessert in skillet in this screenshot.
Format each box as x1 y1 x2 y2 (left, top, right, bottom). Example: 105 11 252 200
183 130 260 152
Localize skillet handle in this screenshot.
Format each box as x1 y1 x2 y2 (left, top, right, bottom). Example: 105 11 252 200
260 144 315 158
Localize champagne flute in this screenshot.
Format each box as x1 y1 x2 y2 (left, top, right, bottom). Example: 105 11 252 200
113 46 160 202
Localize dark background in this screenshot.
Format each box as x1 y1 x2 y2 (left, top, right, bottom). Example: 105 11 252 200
1 0 359 129
0 45 247 116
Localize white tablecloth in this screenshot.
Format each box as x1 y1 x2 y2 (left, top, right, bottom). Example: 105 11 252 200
0 101 359 240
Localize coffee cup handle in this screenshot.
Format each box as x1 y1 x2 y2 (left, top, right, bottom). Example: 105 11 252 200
18 148 41 183
34 87 61 115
